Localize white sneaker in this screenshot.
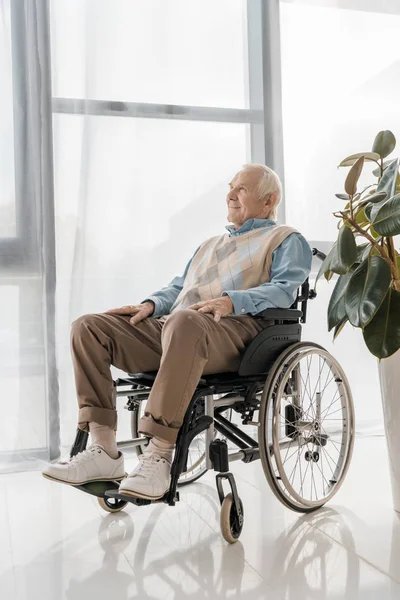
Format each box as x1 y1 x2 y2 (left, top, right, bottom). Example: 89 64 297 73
42 444 125 486
118 453 171 500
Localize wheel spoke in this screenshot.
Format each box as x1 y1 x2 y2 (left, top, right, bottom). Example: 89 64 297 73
321 402 345 421
262 344 353 510
320 393 341 422
312 454 332 491
321 441 341 468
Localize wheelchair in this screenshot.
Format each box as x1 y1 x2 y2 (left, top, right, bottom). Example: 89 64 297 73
69 248 355 544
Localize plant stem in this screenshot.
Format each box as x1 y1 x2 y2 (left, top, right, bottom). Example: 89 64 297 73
344 214 399 282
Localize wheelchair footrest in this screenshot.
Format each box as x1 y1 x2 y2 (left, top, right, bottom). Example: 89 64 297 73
74 479 121 499
105 489 153 506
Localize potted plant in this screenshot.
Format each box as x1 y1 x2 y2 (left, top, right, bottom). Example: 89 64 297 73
315 130 400 510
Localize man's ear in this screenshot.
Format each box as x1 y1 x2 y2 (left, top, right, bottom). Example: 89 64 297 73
264 192 278 212
265 192 278 208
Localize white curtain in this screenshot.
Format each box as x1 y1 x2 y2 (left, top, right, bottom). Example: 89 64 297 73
0 0 59 469
0 0 250 468
51 0 249 454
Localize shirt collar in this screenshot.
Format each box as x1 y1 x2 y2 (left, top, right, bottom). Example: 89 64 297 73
225 218 277 237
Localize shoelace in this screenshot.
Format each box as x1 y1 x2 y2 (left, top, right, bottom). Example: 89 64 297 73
130 453 166 478
60 444 102 465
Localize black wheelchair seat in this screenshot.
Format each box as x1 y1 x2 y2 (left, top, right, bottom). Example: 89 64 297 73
128 307 303 382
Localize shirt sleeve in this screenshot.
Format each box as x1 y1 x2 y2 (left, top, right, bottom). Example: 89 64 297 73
221 233 313 316
141 246 201 317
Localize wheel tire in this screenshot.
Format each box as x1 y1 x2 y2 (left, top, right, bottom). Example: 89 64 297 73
259 341 355 513
97 496 127 513
220 493 244 544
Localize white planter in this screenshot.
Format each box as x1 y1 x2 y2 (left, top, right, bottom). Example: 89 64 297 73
378 348 400 512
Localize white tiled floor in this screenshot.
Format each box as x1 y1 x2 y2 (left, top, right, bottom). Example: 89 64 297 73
1 434 400 599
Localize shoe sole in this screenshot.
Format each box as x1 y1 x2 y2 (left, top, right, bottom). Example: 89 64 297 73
42 472 126 486
117 487 169 501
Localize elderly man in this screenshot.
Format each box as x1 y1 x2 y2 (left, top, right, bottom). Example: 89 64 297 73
42 164 312 500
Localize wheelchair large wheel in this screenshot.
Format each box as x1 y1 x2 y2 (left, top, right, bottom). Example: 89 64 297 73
259 342 355 513
130 397 231 487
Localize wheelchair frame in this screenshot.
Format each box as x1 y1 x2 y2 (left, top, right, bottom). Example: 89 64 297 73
69 248 355 543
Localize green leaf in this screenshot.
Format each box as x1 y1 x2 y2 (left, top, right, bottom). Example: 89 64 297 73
363 287 400 358
358 243 379 262
372 193 400 236
333 316 348 340
358 191 387 207
355 207 367 225
360 243 373 262
327 269 355 331
369 226 381 239
364 203 373 222
372 130 396 159
368 161 398 223
355 243 369 262
344 256 391 328
345 156 365 196
372 159 396 178
360 185 377 196
376 158 399 199
315 243 336 287
330 226 357 274
335 193 350 201
339 152 380 167
325 270 334 282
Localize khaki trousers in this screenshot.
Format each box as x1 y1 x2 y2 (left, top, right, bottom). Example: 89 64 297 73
71 309 271 443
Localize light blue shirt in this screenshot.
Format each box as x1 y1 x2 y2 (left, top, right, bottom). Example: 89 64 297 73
142 218 312 318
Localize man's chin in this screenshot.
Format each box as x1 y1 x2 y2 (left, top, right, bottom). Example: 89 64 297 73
227 220 239 230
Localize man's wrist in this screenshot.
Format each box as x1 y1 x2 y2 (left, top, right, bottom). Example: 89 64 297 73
221 293 235 315
141 300 155 315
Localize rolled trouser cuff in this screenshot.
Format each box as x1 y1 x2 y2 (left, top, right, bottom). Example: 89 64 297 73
138 415 179 444
78 406 118 432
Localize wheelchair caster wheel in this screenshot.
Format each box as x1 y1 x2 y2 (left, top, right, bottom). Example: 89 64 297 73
97 496 128 513
220 493 244 544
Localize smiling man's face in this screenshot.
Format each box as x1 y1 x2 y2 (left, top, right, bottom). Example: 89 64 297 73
226 168 274 230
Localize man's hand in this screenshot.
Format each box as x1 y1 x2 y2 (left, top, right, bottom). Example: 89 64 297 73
187 296 234 323
104 301 155 325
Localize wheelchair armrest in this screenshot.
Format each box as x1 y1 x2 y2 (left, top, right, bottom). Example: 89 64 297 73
253 308 303 321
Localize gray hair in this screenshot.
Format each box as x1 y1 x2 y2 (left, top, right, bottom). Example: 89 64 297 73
242 163 282 220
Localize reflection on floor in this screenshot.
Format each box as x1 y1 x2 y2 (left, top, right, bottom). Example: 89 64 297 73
1 435 399 599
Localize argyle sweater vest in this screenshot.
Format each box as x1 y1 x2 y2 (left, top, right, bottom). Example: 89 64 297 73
156 224 298 323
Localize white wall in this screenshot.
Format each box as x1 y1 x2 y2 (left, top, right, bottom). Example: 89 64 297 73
280 1 400 431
